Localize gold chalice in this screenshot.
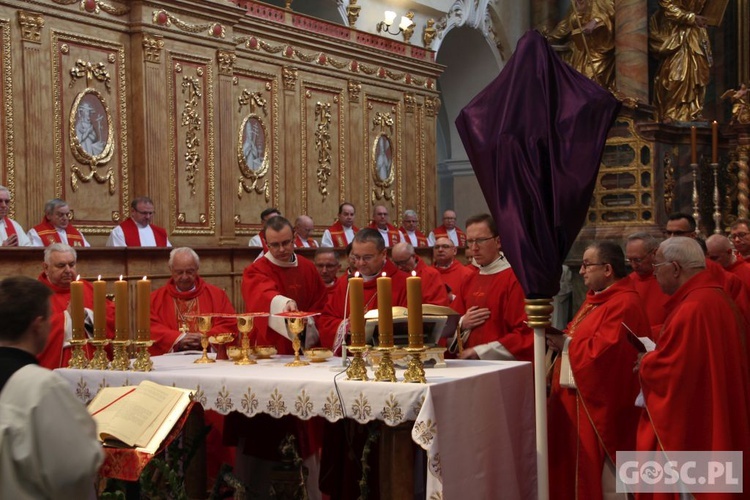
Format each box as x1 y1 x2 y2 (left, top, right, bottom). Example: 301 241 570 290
235 314 256 365
194 314 215 364
285 317 309 367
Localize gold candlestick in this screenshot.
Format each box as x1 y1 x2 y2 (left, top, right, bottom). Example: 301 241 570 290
235 314 256 365
67 338 88 369
132 340 153 371
374 346 397 382
345 345 369 381
402 346 427 383
285 317 309 367
194 315 215 364
88 339 110 370
110 339 131 371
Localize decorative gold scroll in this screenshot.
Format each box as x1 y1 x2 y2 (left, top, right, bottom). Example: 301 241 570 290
314 102 333 202
181 75 202 196
69 88 115 193
69 59 111 91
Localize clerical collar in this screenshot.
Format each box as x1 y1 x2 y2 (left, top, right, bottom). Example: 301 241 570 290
135 221 150 229
265 251 298 268
593 283 614 294
434 260 453 269
175 284 197 293
479 254 511 275
361 262 386 282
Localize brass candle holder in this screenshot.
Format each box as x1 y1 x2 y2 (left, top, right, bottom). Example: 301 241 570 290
346 345 369 381
67 339 89 369
110 340 131 371
194 315 215 364
373 346 397 382
402 346 427 384
235 314 256 365
132 340 153 371
88 339 110 370
285 317 309 367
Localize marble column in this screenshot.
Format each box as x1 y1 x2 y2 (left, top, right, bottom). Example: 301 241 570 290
615 0 649 102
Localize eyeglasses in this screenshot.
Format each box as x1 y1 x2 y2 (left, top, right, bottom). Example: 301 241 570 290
730 232 750 240
663 230 692 237
267 239 293 250
580 262 606 270
652 261 673 269
351 254 377 263
315 264 339 270
465 236 495 246
53 212 71 218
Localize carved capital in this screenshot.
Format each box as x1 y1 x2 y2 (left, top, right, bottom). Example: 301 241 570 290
425 96 441 117
282 66 298 91
142 33 164 64
348 80 361 103
404 93 416 114
18 11 44 44
217 50 236 76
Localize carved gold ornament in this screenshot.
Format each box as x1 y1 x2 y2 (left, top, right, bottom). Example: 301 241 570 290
142 34 164 64
69 88 115 193
69 59 111 91
314 102 333 202
181 76 202 196
17 11 44 43
282 66 298 91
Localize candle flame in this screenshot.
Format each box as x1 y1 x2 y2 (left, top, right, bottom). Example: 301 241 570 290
76 274 81 281
119 275 123 281
381 272 387 277
354 271 360 278
142 276 147 281
411 270 417 277
98 275 102 281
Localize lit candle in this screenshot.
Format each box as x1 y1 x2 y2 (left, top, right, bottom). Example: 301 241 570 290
406 271 423 348
377 272 393 347
348 273 365 347
136 276 151 341
93 275 106 340
712 121 718 163
690 125 697 164
70 275 85 341
114 275 129 341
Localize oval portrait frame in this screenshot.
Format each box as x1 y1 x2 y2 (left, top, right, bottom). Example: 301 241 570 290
372 133 394 185
237 114 269 179
69 88 114 165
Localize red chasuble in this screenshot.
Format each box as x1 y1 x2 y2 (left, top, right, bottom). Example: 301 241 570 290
36 273 116 369
628 271 669 333
2 217 16 238
434 259 476 304
149 277 238 355
637 271 750 500
317 260 408 352
367 221 401 246
399 227 428 247
241 254 327 354
325 221 357 248
119 218 168 247
432 224 467 246
32 220 86 247
548 278 650 500
293 234 318 248
414 258 449 306
726 256 750 287
451 264 533 361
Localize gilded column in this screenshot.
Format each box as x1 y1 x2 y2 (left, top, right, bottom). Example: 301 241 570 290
216 50 237 245
737 126 750 218
614 0 648 102
346 78 363 211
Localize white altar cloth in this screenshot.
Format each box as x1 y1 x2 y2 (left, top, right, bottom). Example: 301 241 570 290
56 354 536 499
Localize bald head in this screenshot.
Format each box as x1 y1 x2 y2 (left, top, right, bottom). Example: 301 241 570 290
391 242 416 272
706 234 735 269
294 215 315 240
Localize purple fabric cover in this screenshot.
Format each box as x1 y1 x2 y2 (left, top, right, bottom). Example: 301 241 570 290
455 30 621 298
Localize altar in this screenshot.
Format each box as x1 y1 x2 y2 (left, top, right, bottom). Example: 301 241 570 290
56 354 536 499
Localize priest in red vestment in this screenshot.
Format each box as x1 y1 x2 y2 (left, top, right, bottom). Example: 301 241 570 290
241 216 327 354
321 202 358 248
149 247 237 355
247 207 280 249
729 218 750 259
36 243 115 369
28 199 89 247
292 214 319 248
638 237 750 499
706 233 750 285
449 214 532 361
313 248 341 290
432 236 475 303
317 228 409 354
367 204 402 247
391 242 449 306
0 185 31 246
626 232 669 332
399 209 428 247
428 209 466 247
106 196 170 247
546 241 651 500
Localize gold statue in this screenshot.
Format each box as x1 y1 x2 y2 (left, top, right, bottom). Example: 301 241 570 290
423 19 437 49
650 0 712 122
721 84 750 125
545 0 615 91
346 0 360 28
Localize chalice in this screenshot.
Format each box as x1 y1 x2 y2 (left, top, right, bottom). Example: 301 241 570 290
285 317 309 367
194 314 215 364
235 314 256 365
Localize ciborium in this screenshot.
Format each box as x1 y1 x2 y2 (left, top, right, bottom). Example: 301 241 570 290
285 317 309 367
194 314 215 364
235 314 256 365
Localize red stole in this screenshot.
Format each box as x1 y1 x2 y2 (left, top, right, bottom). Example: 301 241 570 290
327 221 357 247
433 225 466 246
294 234 317 248
368 222 401 246
399 227 428 247
33 219 86 247
3 217 16 237
120 218 168 247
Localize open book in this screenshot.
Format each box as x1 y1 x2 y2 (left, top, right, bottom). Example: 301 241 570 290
364 304 460 346
87 380 193 455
